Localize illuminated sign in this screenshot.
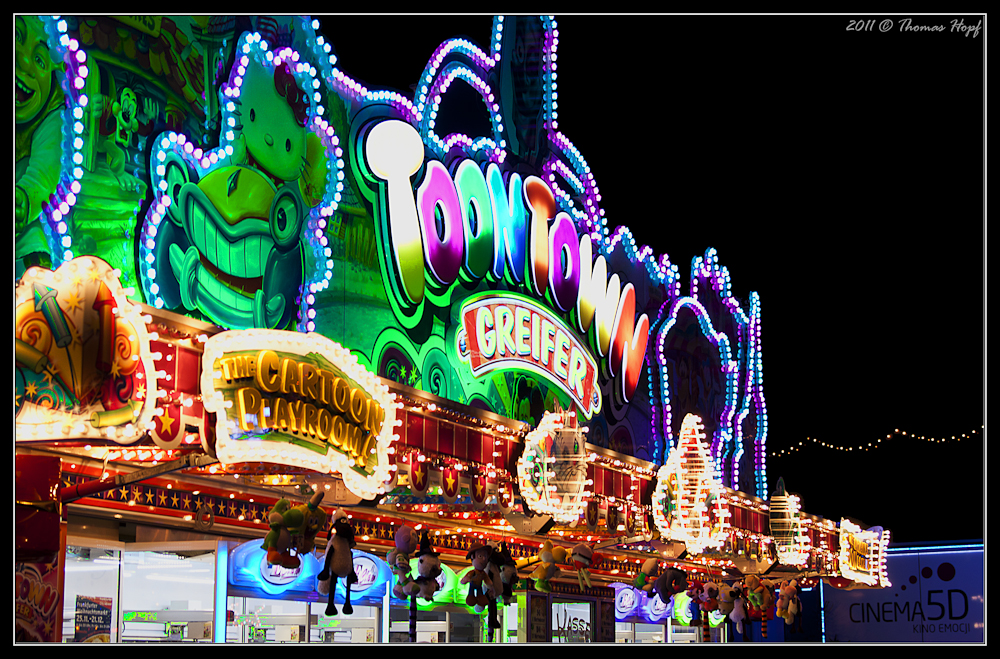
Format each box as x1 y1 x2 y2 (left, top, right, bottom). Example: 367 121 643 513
652 414 730 554
15 256 158 443
358 118 649 406
769 477 810 566
839 519 891 587
517 408 591 523
458 293 600 418
140 29 342 331
230 540 391 599
201 329 398 499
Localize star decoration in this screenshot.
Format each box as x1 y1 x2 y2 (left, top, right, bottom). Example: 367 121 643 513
145 489 154 503
24 381 39 399
158 491 167 505
64 290 83 312
171 492 179 507
157 407 176 436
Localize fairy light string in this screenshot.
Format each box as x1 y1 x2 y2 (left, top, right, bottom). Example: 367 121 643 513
771 425 982 457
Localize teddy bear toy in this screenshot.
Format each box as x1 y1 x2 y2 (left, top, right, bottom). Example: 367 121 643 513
261 491 326 569
744 574 775 614
777 580 801 625
386 525 418 599
462 541 494 611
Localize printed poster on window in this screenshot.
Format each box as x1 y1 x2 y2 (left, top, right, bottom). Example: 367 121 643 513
74 596 113 642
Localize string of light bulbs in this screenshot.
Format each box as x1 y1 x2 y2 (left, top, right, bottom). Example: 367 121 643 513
770 425 983 457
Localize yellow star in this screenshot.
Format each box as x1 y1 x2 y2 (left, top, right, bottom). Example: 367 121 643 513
229 502 237 517
183 496 191 509
65 290 83 312
158 407 175 436
145 489 154 503
445 472 456 491
205 499 215 513
88 268 102 282
24 381 39 399
475 480 484 498
132 486 142 501
109 360 121 378
158 491 167 505
135 383 145 400
119 487 128 500
171 493 179 507
240 505 248 518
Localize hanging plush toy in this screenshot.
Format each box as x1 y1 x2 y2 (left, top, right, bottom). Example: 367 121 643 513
651 566 688 606
490 542 519 605
529 541 561 593
400 530 442 643
570 543 597 589
635 558 658 593
406 530 442 602
482 541 504 638
717 583 737 617
462 541 494 612
261 491 326 568
789 582 804 633
729 583 749 639
317 508 358 616
386 525 419 599
699 582 720 643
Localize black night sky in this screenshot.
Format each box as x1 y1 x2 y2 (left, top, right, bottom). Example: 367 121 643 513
314 14 985 544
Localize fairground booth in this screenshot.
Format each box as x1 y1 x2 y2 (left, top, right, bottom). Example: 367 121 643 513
15 15 890 644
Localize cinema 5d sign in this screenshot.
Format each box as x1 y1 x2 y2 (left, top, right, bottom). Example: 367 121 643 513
201 329 397 499
358 119 649 409
457 292 600 419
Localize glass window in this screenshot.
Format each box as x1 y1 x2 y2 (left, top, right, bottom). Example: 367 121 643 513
62 544 122 643
119 548 217 642
551 600 593 643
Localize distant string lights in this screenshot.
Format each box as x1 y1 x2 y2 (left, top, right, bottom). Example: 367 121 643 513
770 426 983 457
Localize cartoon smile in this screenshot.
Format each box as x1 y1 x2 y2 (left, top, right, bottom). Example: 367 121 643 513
168 180 287 328
15 75 36 107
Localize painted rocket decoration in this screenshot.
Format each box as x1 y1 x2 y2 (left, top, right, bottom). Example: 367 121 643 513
652 414 730 554
15 256 158 443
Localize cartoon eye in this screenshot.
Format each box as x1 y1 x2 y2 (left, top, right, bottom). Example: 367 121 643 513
269 185 304 251
249 108 256 122
285 139 291 152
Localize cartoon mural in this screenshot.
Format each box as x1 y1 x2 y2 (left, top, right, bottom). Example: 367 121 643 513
15 16 65 271
140 24 336 330
13 16 767 490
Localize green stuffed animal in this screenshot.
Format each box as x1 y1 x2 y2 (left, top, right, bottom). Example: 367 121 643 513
261 491 326 568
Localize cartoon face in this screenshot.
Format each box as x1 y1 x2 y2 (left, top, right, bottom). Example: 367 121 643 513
115 87 138 142
237 60 307 182
15 16 54 124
